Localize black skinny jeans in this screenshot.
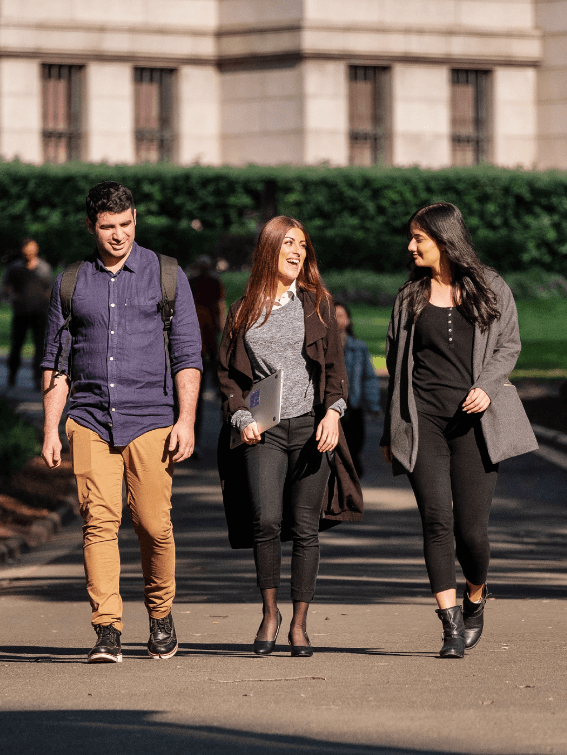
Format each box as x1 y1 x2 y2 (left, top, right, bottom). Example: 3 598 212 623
408 411 498 595
242 414 331 603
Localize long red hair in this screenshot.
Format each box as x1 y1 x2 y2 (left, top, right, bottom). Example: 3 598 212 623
228 216 331 350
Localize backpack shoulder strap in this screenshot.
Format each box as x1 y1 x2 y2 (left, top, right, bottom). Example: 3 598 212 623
60 260 86 321
55 259 86 377
157 253 179 394
157 253 178 329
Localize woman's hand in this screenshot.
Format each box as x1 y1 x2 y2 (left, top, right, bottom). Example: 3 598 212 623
462 387 491 414
241 421 262 445
381 445 393 464
315 409 340 452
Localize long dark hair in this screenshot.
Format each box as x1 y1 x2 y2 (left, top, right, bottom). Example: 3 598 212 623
228 216 331 352
334 300 355 337
402 202 500 331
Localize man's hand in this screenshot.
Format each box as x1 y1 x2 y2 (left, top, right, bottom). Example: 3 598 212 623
315 409 340 453
42 431 62 469
462 387 491 414
169 419 195 463
381 445 393 464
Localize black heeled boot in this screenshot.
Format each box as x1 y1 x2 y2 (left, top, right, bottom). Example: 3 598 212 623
436 605 465 658
463 584 488 650
253 610 282 656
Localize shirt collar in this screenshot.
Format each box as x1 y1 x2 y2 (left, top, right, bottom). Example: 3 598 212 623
94 241 140 273
279 279 297 300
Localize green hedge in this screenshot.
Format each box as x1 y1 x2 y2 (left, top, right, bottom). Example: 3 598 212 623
1 161 567 273
0 398 40 477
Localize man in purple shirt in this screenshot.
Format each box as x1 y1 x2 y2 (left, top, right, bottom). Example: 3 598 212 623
41 182 202 664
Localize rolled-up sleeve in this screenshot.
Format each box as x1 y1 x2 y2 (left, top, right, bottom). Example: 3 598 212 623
169 268 203 374
40 273 66 372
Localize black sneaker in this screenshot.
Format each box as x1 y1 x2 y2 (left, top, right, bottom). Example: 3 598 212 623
148 612 178 659
87 624 122 663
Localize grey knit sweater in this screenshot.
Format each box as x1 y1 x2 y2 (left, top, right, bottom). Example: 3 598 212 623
232 293 345 432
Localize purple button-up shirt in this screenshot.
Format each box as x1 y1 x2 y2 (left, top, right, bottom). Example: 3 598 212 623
41 242 202 446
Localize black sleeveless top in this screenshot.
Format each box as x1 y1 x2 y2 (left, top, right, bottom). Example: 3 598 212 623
412 303 474 416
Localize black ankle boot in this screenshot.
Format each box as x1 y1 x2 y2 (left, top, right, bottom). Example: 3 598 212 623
436 605 465 658
463 584 488 649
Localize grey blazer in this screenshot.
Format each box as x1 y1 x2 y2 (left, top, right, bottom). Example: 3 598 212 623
380 272 538 474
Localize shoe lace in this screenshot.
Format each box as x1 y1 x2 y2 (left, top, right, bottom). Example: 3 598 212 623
97 624 118 639
152 616 171 633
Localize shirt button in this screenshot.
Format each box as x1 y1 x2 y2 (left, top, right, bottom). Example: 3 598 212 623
111 303 115 308
110 357 114 361
111 278 115 283
111 331 114 334
449 329 452 332
449 338 453 342
111 408 115 412
110 383 114 387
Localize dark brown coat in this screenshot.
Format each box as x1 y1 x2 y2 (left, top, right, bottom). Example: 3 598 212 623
217 288 363 549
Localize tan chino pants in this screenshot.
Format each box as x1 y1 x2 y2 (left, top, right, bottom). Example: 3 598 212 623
66 418 175 632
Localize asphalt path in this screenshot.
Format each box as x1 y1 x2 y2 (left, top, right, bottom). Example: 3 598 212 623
1 363 566 754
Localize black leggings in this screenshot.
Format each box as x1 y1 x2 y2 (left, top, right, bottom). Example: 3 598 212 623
242 414 331 603
408 411 498 595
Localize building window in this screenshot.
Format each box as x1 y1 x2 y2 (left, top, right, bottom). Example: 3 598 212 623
349 66 391 166
42 64 83 163
451 70 491 166
134 68 175 163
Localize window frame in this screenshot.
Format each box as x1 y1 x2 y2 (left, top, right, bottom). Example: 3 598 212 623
41 64 84 163
134 67 177 164
451 68 492 166
348 65 392 167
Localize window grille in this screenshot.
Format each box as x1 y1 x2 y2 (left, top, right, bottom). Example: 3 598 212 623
134 68 175 163
451 69 491 166
349 66 391 166
42 65 83 163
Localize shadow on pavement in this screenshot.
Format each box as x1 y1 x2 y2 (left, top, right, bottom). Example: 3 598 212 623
0 710 469 755
1 394 566 606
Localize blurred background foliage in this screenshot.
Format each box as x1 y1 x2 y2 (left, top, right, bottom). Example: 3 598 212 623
2 161 567 274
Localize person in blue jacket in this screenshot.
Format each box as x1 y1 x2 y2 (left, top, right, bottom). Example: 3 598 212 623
335 301 381 478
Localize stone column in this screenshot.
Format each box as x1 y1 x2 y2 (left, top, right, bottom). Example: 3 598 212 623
178 65 220 166
391 63 451 168
492 67 537 168
536 0 567 169
84 62 135 164
302 59 348 166
220 63 303 165
0 59 42 163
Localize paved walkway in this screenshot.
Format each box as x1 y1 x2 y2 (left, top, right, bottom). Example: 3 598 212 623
1 361 566 754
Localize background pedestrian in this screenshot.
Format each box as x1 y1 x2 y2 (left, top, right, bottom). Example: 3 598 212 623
334 300 381 478
2 238 52 389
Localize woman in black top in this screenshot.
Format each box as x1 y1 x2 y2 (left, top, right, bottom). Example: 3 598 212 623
380 202 530 658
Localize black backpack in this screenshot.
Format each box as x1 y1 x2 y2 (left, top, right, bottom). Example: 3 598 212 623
56 252 178 394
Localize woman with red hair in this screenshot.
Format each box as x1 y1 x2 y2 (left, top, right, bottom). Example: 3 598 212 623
218 216 362 657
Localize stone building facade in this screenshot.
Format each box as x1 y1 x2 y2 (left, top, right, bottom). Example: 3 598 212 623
0 0 563 169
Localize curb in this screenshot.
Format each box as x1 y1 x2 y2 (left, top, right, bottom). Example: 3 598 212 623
0 497 77 566
0 536 29 564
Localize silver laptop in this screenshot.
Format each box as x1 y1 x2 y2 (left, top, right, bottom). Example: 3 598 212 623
230 369 284 449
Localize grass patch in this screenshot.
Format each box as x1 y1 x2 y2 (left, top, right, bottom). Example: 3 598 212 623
350 299 567 376
2 278 565 375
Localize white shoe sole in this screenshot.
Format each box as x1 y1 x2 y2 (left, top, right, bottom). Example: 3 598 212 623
87 652 122 663
148 642 178 660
